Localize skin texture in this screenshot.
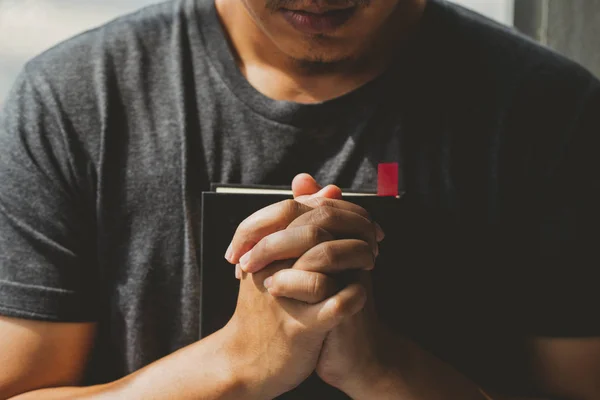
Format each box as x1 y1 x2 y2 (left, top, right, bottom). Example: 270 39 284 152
0 317 96 399
215 0 426 102
227 174 600 400
2 247 367 400
2 175 600 399
1 1 600 399
238 0 399 64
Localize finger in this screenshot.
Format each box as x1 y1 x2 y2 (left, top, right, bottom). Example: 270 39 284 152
288 206 380 257
298 196 367 218
293 239 376 274
265 269 340 304
240 225 334 273
291 174 383 240
312 282 367 331
294 185 343 205
226 199 312 264
310 185 343 200
244 259 295 287
227 198 380 265
291 174 342 201
292 173 322 198
373 221 385 242
235 264 242 280
295 197 385 242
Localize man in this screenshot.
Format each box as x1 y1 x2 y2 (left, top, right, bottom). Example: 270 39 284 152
0 0 599 398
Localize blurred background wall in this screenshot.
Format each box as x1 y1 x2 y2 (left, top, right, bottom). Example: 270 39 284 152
514 0 600 78
0 0 164 104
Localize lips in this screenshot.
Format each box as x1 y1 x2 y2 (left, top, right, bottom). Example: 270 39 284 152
280 7 357 34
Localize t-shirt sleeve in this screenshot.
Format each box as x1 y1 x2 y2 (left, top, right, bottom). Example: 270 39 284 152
526 76 600 337
0 67 98 322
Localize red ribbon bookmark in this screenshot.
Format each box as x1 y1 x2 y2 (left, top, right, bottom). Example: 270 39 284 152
377 163 399 197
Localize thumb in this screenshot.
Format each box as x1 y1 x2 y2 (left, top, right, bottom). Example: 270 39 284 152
292 174 342 203
292 173 322 198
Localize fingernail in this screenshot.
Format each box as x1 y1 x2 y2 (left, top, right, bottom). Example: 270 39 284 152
235 264 242 280
225 243 233 262
374 222 386 242
239 250 252 271
263 276 273 289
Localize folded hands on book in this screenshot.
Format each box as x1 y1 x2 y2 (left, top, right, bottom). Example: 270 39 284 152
222 173 397 399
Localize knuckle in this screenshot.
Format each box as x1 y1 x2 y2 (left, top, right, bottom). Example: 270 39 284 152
234 221 251 241
280 199 301 220
319 243 336 267
308 274 326 299
328 297 346 318
255 235 271 255
305 225 333 245
313 205 338 224
331 286 366 318
309 197 332 208
268 274 282 294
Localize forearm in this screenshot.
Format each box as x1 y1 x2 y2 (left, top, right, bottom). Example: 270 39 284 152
348 337 549 400
9 325 250 400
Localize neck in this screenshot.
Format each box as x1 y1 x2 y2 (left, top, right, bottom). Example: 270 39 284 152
215 0 425 103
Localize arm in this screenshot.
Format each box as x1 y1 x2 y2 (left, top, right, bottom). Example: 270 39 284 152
335 70 600 400
278 174 600 400
0 317 95 399
1 71 368 400
0 65 242 399
350 335 600 400
2 230 367 400
1 316 248 400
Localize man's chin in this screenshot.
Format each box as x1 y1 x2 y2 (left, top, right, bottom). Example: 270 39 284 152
287 47 357 69
290 55 353 73
272 28 361 69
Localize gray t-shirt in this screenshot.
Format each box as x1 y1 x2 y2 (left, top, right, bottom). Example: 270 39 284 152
1 0 599 393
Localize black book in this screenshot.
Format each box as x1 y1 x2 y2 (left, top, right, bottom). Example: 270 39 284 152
200 184 405 399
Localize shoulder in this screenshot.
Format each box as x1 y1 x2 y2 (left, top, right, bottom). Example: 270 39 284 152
22 0 191 92
8 0 205 153
2 0 202 170
428 0 599 99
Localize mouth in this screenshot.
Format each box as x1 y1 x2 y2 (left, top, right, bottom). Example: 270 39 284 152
280 7 357 34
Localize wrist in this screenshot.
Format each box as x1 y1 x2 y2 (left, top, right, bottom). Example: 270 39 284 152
341 361 404 400
347 336 488 400
220 318 286 400
339 333 413 400
109 323 257 400
219 320 262 399
214 348 252 400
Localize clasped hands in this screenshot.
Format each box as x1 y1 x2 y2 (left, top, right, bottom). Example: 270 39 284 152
222 174 397 399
